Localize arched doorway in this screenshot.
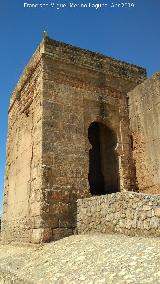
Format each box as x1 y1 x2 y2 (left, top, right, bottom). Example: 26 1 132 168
88 122 120 195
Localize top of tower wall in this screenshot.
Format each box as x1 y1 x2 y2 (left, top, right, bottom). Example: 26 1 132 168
9 36 147 112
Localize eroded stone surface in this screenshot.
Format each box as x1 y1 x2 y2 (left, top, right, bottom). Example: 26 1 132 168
128 72 160 195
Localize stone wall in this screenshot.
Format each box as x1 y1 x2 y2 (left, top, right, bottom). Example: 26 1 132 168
2 36 147 243
77 192 160 237
2 47 43 243
40 37 146 241
128 73 160 194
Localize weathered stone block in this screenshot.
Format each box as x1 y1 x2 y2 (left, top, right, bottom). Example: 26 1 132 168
154 207 160 217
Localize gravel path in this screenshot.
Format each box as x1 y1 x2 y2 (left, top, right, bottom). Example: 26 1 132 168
0 234 160 283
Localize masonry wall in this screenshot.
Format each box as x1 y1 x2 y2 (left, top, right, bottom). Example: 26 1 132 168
77 192 160 237
40 37 146 241
2 52 43 243
2 37 147 243
128 73 160 194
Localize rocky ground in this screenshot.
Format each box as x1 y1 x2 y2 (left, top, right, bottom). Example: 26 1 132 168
0 234 160 284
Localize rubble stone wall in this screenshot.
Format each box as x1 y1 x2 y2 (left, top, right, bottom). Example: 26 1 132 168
129 73 160 194
77 192 160 237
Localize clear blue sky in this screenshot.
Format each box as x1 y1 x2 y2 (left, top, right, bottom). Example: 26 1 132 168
0 0 160 213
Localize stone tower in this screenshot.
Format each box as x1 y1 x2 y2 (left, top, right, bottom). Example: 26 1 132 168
2 36 147 243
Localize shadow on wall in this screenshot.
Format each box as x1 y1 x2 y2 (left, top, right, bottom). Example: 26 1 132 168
88 122 120 195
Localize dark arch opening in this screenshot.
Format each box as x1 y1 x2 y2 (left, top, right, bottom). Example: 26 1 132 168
88 122 120 195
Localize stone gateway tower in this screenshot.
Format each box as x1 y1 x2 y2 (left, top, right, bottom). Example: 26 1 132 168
3 35 157 244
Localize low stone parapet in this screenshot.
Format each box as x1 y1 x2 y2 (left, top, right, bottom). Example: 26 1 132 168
77 192 160 237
